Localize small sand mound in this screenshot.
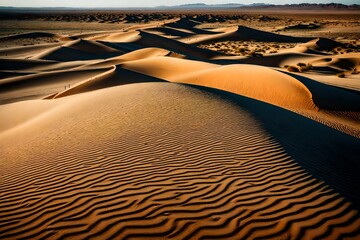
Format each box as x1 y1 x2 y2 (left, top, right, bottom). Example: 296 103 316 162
224 52 318 67
63 39 123 54
234 26 310 42
32 46 99 61
0 32 71 48
283 23 321 30
168 18 201 28
302 38 343 51
0 42 63 59
0 32 65 41
93 31 141 43
32 39 125 61
286 45 327 55
311 53 360 71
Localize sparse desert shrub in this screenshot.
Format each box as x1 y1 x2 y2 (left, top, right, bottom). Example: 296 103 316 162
298 63 313 72
351 68 359 74
297 62 307 67
237 48 247 53
284 65 289 68
299 66 307 72
287 66 299 72
249 51 263 57
336 72 346 78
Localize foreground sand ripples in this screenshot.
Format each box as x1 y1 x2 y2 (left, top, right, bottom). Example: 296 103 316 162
1 83 359 239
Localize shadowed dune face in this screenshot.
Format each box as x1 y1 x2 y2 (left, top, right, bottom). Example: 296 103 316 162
188 84 360 207
31 40 124 61
1 83 360 239
0 67 114 104
187 25 313 45
1 14 360 239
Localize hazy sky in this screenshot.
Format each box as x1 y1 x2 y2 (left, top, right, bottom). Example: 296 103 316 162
0 0 357 8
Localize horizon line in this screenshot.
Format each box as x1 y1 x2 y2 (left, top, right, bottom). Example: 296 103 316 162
0 2 359 9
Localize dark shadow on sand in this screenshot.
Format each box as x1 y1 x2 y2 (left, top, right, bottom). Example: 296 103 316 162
185 83 360 209
279 71 360 111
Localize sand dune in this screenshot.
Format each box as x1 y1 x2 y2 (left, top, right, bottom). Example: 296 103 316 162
0 32 68 43
1 15 360 239
63 39 122 54
79 30 220 59
0 58 88 72
78 47 173 68
0 67 113 104
122 56 217 79
121 60 315 110
144 27 195 38
0 42 63 59
0 32 61 40
69 30 129 41
32 40 124 61
52 66 166 98
215 52 318 67
165 18 214 35
310 53 360 72
173 64 317 110
214 44 357 72
0 58 59 71
0 32 71 48
302 38 343 51
94 31 141 42
187 26 313 45
1 83 360 239
121 58 359 136
133 30 220 59
0 71 35 79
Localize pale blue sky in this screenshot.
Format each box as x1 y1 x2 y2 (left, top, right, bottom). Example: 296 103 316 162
0 0 357 8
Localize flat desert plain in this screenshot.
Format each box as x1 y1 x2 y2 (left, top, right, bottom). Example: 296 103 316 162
0 10 360 239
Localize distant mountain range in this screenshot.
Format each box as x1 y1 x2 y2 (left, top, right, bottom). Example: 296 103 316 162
156 3 271 9
155 3 360 10
0 3 359 11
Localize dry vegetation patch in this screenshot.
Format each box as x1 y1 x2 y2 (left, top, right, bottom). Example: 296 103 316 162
199 41 297 56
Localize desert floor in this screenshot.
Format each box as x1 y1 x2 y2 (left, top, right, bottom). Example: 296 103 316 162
0 11 360 239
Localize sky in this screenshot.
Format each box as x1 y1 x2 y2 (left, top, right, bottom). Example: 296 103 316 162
0 0 357 8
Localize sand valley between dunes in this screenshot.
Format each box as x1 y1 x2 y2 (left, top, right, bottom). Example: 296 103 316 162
0 11 360 239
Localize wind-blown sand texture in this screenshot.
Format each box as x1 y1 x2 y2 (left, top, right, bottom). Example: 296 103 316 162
1 13 360 239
